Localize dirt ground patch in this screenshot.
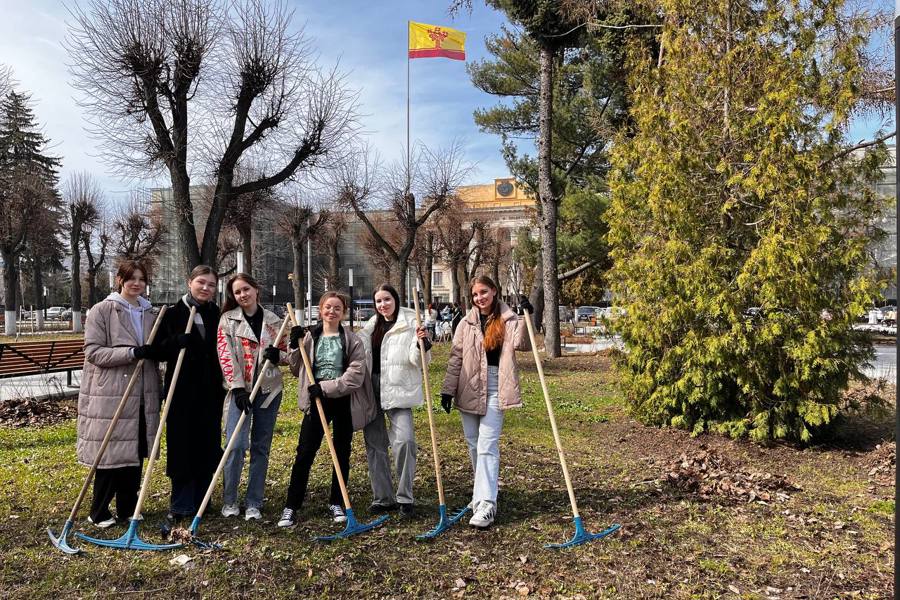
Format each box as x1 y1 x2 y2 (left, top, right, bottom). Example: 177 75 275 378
0 396 76 428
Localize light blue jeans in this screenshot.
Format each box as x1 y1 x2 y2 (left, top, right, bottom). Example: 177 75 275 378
460 366 504 508
223 391 282 510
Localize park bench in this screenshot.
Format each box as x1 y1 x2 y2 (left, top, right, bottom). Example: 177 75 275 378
0 339 85 387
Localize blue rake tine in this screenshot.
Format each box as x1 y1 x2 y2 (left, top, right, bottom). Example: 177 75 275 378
47 520 81 555
545 516 621 550
75 518 184 551
314 508 388 542
416 504 470 540
185 516 221 550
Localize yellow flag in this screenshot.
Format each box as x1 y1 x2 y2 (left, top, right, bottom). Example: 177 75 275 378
408 21 466 61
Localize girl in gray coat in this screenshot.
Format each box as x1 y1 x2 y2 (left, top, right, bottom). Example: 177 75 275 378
76 259 161 528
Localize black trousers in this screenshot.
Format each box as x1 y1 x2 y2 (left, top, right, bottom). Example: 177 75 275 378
170 472 214 517
91 464 142 522
285 396 353 510
90 399 148 523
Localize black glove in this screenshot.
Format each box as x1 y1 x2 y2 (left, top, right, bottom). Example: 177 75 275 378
518 295 534 315
440 393 453 414
289 325 306 349
133 345 155 360
233 388 252 413
421 338 433 352
262 345 280 365
308 383 325 401
175 333 203 350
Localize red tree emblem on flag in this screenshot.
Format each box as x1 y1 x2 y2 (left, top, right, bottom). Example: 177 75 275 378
428 28 449 48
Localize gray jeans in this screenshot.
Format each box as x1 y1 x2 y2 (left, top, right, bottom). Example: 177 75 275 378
363 372 417 505
223 390 282 510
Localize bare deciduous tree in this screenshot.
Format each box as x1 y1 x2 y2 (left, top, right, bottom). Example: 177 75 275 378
67 0 358 276
319 210 349 291
278 193 330 314
337 141 472 304
113 192 165 263
83 221 111 307
64 173 103 327
434 197 488 310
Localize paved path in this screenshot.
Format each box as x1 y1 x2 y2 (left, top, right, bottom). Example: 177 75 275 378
0 370 81 402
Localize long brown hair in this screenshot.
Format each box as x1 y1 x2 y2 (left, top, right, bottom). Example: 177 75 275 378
371 283 400 349
222 273 260 314
470 275 504 351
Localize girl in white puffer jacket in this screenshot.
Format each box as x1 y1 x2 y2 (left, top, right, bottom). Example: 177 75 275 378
358 284 431 516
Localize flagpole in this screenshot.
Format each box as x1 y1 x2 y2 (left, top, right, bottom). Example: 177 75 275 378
407 20 411 192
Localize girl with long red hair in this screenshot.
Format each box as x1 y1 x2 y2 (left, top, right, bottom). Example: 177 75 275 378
440 276 532 528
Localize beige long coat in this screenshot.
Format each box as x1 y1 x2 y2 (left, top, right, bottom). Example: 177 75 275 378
441 302 530 416
76 296 162 468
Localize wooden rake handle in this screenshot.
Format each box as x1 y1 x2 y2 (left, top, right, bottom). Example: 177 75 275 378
286 304 354 511
522 309 581 519
412 285 445 505
67 304 168 523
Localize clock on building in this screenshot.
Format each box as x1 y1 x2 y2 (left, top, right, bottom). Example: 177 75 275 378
496 180 514 197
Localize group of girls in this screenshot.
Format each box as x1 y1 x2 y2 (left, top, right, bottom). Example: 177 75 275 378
77 258 532 533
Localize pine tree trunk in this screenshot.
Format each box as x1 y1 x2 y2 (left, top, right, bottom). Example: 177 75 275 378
529 259 544 332
538 45 561 358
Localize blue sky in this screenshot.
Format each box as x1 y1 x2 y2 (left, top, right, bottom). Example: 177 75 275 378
0 0 892 207
0 0 518 205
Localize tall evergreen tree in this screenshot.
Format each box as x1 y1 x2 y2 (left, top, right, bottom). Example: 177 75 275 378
465 1 646 354
607 0 891 442
0 90 61 333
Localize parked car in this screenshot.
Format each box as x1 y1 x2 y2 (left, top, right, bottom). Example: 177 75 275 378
46 306 67 320
576 305 601 323
355 307 376 321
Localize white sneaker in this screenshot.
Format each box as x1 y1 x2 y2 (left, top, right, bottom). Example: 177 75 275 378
221 504 240 518
277 507 296 528
87 515 116 529
328 504 347 523
468 501 496 528
244 507 262 521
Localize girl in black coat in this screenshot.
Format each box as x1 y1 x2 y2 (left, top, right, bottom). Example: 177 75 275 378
152 265 226 524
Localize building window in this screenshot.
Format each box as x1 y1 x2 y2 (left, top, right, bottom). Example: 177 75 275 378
432 271 444 287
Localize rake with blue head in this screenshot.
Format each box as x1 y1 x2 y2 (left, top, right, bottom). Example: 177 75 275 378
48 305 168 555
287 307 389 542
76 307 196 552
521 305 621 549
411 282 470 540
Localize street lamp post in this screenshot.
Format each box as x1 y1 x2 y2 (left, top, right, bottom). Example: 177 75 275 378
349 269 354 330
893 1 899 591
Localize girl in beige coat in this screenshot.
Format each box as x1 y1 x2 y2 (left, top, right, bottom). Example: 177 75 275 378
76 259 162 528
440 275 531 528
